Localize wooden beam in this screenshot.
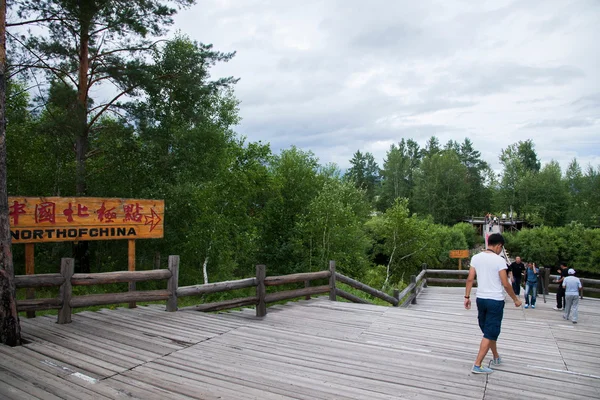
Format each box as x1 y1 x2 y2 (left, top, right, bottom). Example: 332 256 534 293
329 261 336 301
264 270 330 286
166 255 179 312
395 284 414 304
58 258 74 324
14 274 64 288
425 270 470 276
182 296 258 313
177 278 256 297
256 265 266 317
16 298 62 312
265 285 330 303
70 290 170 308
71 269 171 286
335 272 398 306
427 278 473 285
336 288 373 305
410 275 417 305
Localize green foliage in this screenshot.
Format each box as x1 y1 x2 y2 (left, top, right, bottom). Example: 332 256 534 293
6 6 598 303
504 223 600 274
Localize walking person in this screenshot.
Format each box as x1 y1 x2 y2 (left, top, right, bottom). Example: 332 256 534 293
464 233 522 374
563 269 583 324
554 262 569 311
524 262 538 309
509 256 525 297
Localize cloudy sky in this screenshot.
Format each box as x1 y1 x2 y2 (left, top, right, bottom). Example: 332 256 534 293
173 0 599 172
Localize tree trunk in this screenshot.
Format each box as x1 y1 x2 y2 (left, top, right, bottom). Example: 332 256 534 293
0 0 22 346
74 21 90 273
202 255 209 285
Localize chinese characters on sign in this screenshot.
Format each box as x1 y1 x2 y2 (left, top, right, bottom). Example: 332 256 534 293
9 197 164 244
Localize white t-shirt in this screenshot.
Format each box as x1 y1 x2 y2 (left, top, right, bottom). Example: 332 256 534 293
470 251 508 301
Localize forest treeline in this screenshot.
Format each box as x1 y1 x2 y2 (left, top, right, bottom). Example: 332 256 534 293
5 1 600 291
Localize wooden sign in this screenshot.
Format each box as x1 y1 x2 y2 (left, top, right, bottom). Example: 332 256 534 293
9 197 164 244
449 250 469 259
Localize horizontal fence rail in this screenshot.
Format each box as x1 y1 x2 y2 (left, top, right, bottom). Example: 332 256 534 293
15 258 435 323
425 267 599 298
15 256 178 323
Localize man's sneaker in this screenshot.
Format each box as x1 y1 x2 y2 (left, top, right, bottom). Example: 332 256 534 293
524 304 529 309
531 305 535 309
573 321 578 324
472 365 493 374
553 306 562 311
492 357 502 365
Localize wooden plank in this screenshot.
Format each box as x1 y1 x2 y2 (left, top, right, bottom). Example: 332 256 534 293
166 255 179 311
181 296 258 313
58 257 74 324
426 270 470 276
336 272 398 306
264 285 330 303
19 318 158 363
71 269 171 286
16 297 61 312
264 270 330 286
0 347 113 400
329 260 336 301
176 277 255 297
256 264 266 317
14 273 64 288
335 288 373 304
70 289 170 308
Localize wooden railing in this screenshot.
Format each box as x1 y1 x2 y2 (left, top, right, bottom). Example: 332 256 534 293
15 258 430 323
15 256 178 323
425 267 600 298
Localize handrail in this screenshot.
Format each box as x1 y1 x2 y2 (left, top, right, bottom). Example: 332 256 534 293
425 268 600 298
15 257 177 324
335 272 398 306
15 258 432 323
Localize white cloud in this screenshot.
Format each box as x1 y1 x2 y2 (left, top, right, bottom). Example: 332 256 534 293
173 0 600 172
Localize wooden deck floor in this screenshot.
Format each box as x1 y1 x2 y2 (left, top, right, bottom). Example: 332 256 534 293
1 287 599 399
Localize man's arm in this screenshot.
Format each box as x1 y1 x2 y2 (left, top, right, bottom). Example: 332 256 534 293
500 269 522 307
464 267 476 310
579 281 583 299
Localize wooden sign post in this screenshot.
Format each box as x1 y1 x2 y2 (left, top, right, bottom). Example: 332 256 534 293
449 249 470 270
9 197 165 313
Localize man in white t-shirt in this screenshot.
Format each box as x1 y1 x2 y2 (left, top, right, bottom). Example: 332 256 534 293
465 233 522 374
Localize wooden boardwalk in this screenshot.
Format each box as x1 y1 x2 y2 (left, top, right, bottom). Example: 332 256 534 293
1 286 599 399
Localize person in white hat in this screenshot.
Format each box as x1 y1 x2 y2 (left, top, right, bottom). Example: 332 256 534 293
562 268 583 324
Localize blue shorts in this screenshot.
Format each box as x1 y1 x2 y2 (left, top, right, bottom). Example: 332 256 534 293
476 298 505 341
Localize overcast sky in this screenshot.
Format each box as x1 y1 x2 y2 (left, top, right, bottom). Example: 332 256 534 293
173 0 599 172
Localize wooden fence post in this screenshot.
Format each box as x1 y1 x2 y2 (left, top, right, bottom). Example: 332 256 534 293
410 275 417 305
25 243 35 318
543 267 550 295
256 265 266 317
58 258 74 324
329 261 336 301
422 263 428 288
166 255 179 312
393 289 400 307
304 280 311 300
